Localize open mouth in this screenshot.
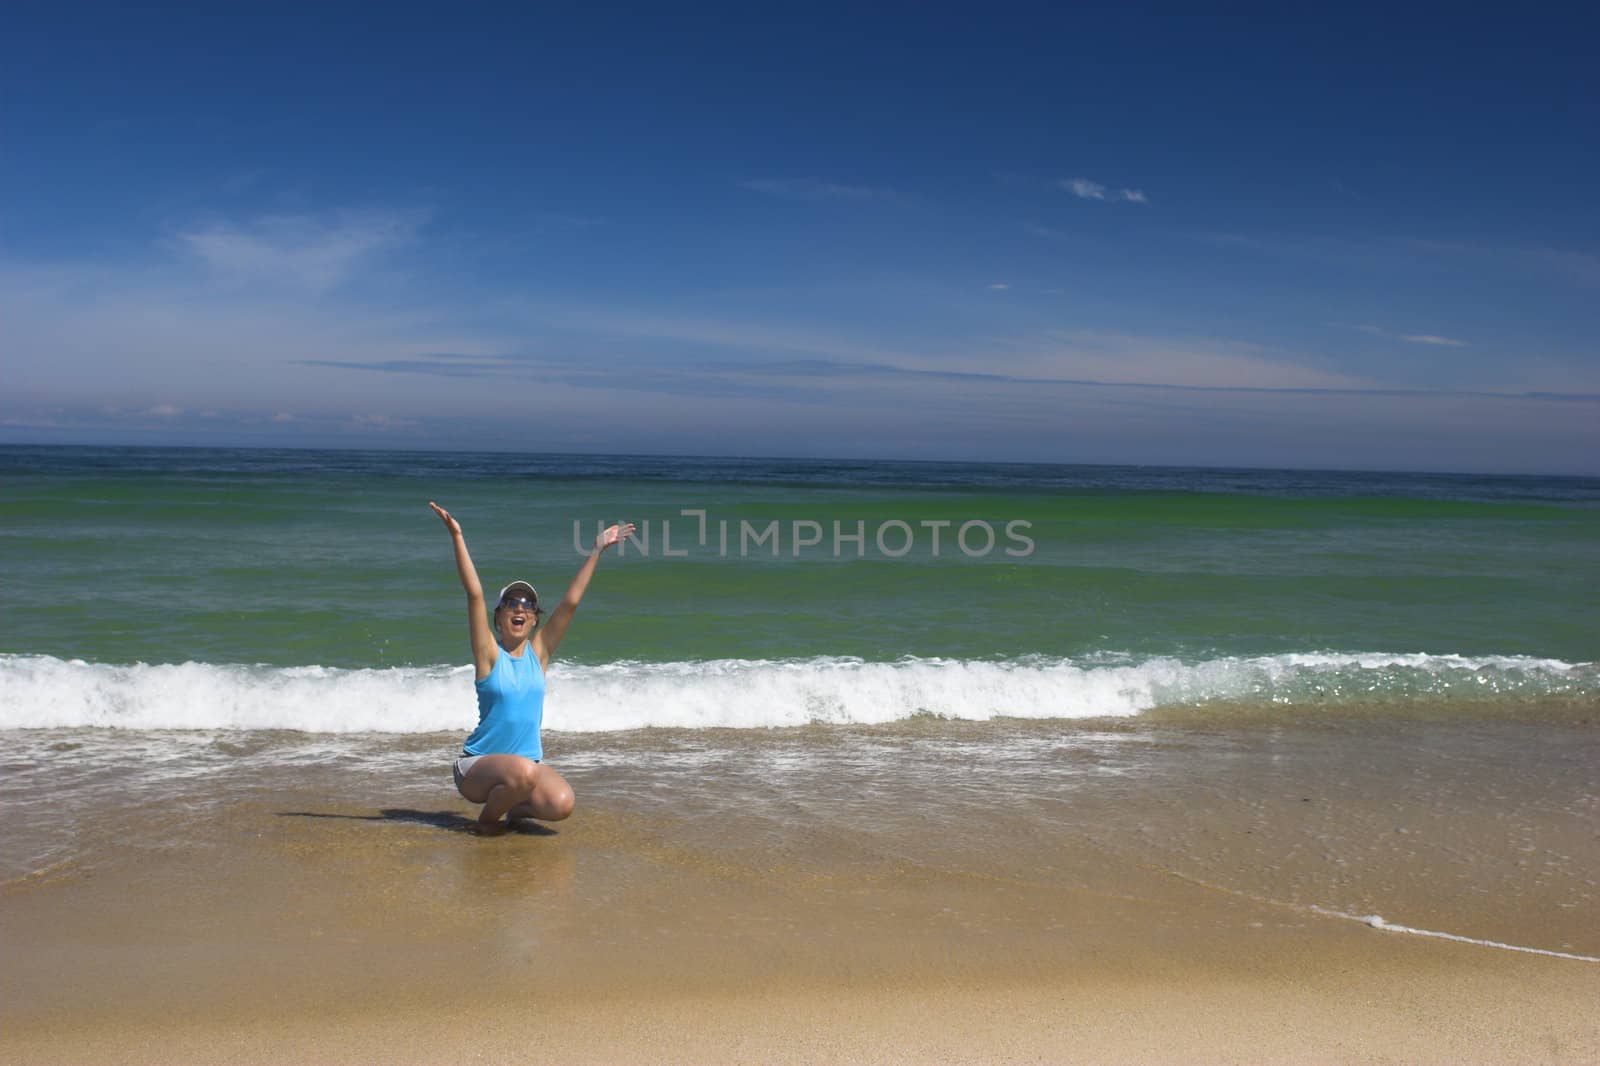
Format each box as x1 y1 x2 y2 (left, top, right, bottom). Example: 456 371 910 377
511 615 528 626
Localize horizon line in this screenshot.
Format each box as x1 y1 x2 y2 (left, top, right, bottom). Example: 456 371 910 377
1 435 1596 481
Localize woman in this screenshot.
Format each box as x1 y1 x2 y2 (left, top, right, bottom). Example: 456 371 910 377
428 501 633 835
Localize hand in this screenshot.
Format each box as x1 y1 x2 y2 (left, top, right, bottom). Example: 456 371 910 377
428 501 462 537
595 522 636 552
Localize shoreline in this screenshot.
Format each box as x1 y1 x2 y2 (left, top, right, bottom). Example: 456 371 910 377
4 711 1597 1063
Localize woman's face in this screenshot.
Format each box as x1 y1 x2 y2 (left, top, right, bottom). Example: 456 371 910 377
495 595 536 643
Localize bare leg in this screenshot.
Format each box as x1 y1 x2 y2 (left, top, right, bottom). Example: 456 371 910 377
457 754 543 833
506 765 576 822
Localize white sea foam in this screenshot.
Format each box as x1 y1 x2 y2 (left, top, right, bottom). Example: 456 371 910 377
0 651 1591 735
1310 907 1600 963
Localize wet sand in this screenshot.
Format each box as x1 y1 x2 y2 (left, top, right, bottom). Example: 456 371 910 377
3 712 1597 1063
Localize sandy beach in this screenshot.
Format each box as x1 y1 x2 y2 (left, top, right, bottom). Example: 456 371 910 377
5 960 1596 1065
3 711 1596 1064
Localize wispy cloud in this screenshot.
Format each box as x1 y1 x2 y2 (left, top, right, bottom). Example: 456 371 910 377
7 194 1596 472
174 209 425 290
1194 230 1600 298
351 413 416 430
530 304 917 366
1340 323 1469 348
487 303 1600 398
0 403 439 444
297 348 1600 407
1062 178 1147 204
1013 330 1366 392
738 178 893 201
300 355 521 378
1403 238 1600 291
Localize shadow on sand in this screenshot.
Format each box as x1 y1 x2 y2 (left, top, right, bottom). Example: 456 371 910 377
276 809 557 835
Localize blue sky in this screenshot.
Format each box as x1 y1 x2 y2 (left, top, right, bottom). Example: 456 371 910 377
3 4 1597 473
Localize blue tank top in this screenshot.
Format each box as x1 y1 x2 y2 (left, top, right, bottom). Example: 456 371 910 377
463 646 546 760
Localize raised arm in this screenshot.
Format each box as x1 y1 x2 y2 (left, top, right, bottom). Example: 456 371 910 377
429 502 497 679
533 522 634 669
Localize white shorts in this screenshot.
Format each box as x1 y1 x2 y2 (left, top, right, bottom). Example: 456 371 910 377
453 753 541 793
451 754 483 792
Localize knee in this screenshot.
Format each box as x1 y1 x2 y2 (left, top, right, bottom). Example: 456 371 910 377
547 784 575 821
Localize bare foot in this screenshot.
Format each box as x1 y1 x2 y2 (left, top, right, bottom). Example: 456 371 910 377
471 818 507 837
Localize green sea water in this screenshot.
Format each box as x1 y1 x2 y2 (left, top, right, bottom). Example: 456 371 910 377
5 445 1596 665
2 445 1596 732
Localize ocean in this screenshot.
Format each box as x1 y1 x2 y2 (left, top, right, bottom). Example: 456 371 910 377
2 444 1598 973
3 444 1596 734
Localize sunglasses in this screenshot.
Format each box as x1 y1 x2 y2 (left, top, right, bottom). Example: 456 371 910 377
499 596 537 611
